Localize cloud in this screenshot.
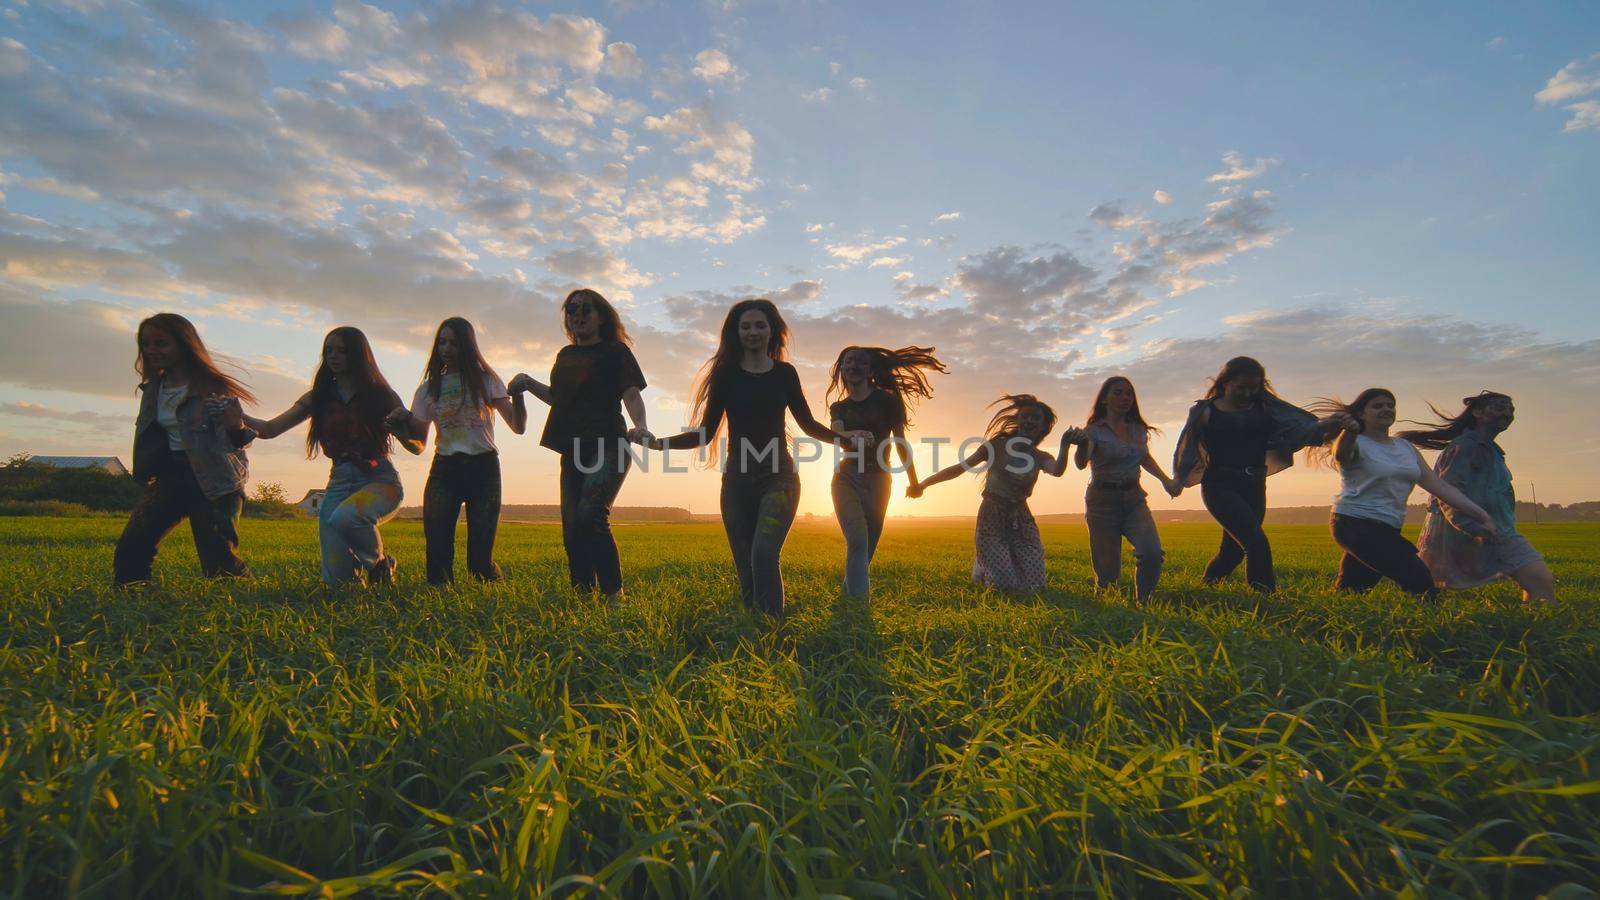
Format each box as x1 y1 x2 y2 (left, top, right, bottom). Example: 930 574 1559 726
1152 190 1173 204
800 87 833 103
868 256 907 269
1536 54 1600 132
691 49 742 84
1207 150 1280 183
1486 36 1505 51
541 246 652 295
824 235 906 264
643 103 758 191
0 401 128 431
603 41 642 78
933 211 962 223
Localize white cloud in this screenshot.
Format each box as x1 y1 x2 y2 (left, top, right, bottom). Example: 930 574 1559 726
801 87 833 102
1153 190 1173 204
849 77 870 90
824 235 906 264
932 211 961 223
1486 36 1505 51
1207 150 1280 183
867 256 906 269
692 49 742 84
603 41 642 78
1536 54 1600 132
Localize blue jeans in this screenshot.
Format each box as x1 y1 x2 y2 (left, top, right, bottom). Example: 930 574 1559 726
320 460 403 585
832 468 891 597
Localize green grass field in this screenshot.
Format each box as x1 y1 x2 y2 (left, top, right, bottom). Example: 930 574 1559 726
2 517 1598 898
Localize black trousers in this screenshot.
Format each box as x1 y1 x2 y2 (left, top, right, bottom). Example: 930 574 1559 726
1201 471 1274 593
422 452 502 585
1330 513 1437 598
113 448 249 585
559 449 630 595
719 471 800 616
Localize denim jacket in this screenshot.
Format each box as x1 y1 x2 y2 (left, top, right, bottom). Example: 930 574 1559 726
1172 396 1323 487
1426 430 1513 536
131 377 256 500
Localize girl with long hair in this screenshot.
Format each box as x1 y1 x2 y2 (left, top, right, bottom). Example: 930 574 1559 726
233 327 423 585
1308 388 1496 598
825 345 946 598
114 313 257 585
1171 356 1350 593
508 289 651 602
1071 376 1181 603
647 299 842 618
1397 391 1555 602
387 317 526 584
911 394 1081 593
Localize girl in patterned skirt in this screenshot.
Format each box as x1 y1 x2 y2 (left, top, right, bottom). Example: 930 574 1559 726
910 394 1081 592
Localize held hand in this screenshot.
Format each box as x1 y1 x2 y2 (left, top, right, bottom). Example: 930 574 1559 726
207 394 243 430
384 407 412 430
1476 515 1499 539
507 373 535 395
1164 477 1183 498
625 426 655 445
906 481 924 499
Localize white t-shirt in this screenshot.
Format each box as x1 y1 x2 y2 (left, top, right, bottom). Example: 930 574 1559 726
1334 434 1423 527
157 383 188 450
411 371 508 456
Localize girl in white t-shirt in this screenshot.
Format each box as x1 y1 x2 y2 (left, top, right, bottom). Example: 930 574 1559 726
388 317 526 584
1313 388 1494 598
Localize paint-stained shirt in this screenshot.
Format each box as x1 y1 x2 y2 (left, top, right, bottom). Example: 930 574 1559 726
411 372 508 456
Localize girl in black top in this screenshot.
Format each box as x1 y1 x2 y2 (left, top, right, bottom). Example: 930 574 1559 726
508 289 650 601
649 299 841 617
1172 357 1350 593
826 345 946 597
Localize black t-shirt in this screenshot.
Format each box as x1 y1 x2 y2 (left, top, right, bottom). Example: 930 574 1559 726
538 341 647 456
669 361 834 476
1203 401 1273 471
829 390 905 473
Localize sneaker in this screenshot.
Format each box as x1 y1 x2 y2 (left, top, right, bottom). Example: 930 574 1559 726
369 555 397 585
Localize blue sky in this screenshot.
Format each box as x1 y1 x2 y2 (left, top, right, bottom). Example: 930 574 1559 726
1 0 1596 515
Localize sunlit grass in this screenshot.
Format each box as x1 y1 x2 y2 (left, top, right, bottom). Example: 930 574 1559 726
2 518 1597 897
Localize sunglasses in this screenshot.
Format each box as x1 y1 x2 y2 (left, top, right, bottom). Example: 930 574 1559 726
563 303 594 317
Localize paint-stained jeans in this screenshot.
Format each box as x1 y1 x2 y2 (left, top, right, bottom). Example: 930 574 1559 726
832 468 891 597
720 471 800 616
113 448 249 585
560 450 630 594
1084 482 1164 601
1200 471 1274 593
320 460 404 585
423 451 502 585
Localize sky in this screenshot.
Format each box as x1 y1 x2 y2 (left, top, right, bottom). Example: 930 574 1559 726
1 0 1597 517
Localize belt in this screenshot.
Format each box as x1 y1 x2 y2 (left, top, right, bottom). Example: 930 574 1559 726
1090 479 1140 491
1209 465 1266 479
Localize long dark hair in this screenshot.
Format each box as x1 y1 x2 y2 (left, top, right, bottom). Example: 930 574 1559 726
306 326 394 459
985 393 1057 442
689 299 788 445
1305 387 1394 467
1203 356 1277 402
424 317 497 407
825 345 947 427
1397 391 1512 451
1085 375 1156 435
135 312 257 404
562 288 632 347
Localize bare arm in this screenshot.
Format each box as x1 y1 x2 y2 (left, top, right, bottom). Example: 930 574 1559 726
893 424 919 488
507 373 553 406
1332 429 1360 467
1074 437 1093 470
243 393 312 440
912 442 992 495
622 386 651 443
1417 457 1495 534
491 395 526 435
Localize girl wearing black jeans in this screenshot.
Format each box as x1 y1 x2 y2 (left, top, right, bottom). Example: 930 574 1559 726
388 317 526 584
825 345 945 598
1309 388 1495 597
508 289 651 602
114 313 257 586
1172 357 1349 593
648 299 841 618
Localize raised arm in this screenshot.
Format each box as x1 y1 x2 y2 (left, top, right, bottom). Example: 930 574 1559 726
490 395 526 435
1041 428 1084 478
507 372 553 406
242 392 312 440
1331 427 1360 468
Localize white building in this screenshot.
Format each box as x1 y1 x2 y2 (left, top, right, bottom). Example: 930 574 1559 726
29 456 129 476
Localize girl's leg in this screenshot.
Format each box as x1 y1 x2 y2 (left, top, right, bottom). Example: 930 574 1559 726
422 455 462 585
113 471 187 586
323 477 403 585
575 453 629 596
973 503 1021 590
832 472 873 597
1203 477 1273 592
1510 559 1556 603
1011 512 1047 591
1084 489 1124 590
720 477 759 609
1333 514 1428 596
558 456 593 590
1123 497 1164 602
462 453 503 582
748 476 800 616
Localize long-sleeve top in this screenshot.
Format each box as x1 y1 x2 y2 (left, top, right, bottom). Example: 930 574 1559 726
661 362 840 475
1172 395 1324 486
